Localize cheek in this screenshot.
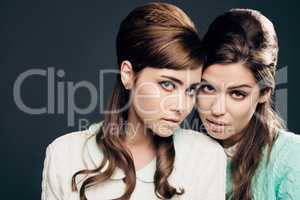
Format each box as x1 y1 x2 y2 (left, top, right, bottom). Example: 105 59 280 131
227 98 258 130
132 83 163 117
197 95 214 115
186 97 196 112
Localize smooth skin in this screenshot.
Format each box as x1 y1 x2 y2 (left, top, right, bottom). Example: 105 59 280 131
121 60 202 169
197 63 268 147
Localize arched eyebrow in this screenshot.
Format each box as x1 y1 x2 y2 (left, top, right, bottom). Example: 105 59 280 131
188 83 201 90
201 79 253 89
161 75 201 89
200 79 212 87
161 75 183 85
200 79 209 84
227 84 253 90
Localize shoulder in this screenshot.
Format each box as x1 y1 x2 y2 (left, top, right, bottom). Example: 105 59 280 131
271 130 300 198
173 128 226 163
270 130 300 179
45 123 101 162
272 130 300 161
42 123 101 182
41 123 102 198
47 129 91 154
278 130 300 144
173 128 224 152
171 128 226 196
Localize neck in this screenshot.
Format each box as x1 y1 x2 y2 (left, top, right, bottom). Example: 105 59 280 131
124 107 156 170
222 131 244 148
125 107 154 149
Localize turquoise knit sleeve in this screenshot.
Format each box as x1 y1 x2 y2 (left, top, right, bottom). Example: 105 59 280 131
275 133 300 200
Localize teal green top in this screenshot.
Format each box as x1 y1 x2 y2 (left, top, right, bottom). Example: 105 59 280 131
226 130 300 199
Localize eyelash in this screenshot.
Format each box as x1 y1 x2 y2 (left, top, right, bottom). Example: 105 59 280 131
199 84 215 94
159 80 198 97
186 86 198 97
230 90 247 99
159 80 176 91
200 84 248 99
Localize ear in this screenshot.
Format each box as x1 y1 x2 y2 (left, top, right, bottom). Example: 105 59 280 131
120 60 134 90
258 88 271 104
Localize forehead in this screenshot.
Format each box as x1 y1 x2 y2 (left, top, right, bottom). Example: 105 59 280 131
138 67 202 83
202 63 256 87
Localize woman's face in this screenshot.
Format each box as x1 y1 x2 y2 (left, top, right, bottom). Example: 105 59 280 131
196 63 265 146
129 66 202 137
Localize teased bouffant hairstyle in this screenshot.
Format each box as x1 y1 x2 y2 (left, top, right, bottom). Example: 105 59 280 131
199 8 285 200
72 2 203 200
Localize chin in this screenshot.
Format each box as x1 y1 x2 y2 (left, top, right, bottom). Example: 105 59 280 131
144 120 179 137
151 125 178 138
155 131 174 138
206 129 230 141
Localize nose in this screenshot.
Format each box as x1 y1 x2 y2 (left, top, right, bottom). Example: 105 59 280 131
211 93 226 117
165 91 188 116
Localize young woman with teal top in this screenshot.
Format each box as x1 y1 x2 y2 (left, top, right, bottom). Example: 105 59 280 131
194 8 300 200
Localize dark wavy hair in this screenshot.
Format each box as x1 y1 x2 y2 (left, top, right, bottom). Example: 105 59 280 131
71 2 203 200
193 8 285 200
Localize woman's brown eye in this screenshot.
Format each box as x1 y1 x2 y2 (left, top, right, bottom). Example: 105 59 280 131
231 90 247 99
186 87 196 97
200 84 215 94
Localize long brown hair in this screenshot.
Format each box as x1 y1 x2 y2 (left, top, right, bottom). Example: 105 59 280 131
199 8 285 200
71 2 203 200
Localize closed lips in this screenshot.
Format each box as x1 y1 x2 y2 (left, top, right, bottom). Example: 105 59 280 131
162 118 180 123
206 119 228 126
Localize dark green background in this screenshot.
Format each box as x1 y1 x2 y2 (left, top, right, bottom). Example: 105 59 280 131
1 0 299 199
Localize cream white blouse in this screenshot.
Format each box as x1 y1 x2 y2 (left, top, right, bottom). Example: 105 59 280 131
41 123 226 200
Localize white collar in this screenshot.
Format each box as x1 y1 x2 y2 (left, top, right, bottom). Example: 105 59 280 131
86 122 156 183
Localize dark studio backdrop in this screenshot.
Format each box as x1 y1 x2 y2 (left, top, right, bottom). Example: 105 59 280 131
1 0 299 199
